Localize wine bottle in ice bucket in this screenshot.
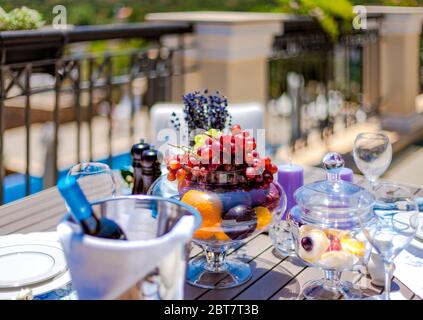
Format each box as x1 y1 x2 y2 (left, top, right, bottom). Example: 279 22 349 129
58 176 127 240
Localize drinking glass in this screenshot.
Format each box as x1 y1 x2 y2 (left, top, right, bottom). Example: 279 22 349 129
67 162 116 203
359 183 422 300
353 132 392 190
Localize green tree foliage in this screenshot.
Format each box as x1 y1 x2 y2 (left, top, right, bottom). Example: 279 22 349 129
0 6 44 31
0 0 421 35
272 0 354 39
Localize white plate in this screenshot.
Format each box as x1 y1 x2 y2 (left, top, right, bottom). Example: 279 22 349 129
410 214 423 240
410 236 423 251
0 268 72 300
0 244 67 289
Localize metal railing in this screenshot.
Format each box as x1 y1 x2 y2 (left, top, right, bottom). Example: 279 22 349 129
267 18 380 154
0 22 194 204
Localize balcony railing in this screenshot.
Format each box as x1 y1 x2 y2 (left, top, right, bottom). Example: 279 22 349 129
0 13 398 204
267 19 380 154
0 22 194 204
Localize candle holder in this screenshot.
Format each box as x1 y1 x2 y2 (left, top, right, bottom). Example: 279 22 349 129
269 164 304 258
269 210 296 257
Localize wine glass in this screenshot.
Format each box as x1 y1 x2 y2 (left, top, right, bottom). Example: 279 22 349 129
68 162 116 203
353 132 392 190
359 183 422 300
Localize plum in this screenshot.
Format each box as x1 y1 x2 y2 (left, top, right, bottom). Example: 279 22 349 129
222 204 257 241
219 190 252 212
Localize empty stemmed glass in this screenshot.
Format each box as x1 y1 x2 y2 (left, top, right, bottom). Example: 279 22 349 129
67 162 116 203
359 183 422 300
353 132 392 190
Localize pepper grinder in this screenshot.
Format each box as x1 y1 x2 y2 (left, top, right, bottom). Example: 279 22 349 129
131 139 150 195
140 145 162 195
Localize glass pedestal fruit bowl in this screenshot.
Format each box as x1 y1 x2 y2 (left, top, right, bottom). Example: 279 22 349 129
179 171 283 289
289 153 375 300
153 125 285 289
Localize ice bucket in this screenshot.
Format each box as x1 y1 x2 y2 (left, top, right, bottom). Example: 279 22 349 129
57 195 201 300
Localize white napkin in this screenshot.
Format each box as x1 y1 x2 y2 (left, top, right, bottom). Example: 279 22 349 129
0 232 60 245
394 244 423 299
57 215 195 300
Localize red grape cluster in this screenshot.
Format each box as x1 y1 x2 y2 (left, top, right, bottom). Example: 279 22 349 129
165 124 278 188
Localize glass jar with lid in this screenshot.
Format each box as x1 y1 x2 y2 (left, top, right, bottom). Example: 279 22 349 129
288 152 375 300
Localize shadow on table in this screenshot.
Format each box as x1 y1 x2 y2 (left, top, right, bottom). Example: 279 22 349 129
268 264 302 300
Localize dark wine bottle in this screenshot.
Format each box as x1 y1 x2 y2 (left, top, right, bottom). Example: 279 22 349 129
131 139 150 195
140 146 162 194
58 176 127 240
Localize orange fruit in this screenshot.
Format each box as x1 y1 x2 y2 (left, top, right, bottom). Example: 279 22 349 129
255 206 272 230
213 227 231 241
193 223 231 241
340 235 365 256
194 227 215 240
181 189 222 228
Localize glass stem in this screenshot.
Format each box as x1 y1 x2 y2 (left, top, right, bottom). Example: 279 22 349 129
204 248 227 272
323 270 341 289
383 262 394 300
368 178 377 192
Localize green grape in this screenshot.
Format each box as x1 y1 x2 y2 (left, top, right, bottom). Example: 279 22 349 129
194 134 207 150
194 134 206 145
193 142 203 150
194 130 221 150
206 129 221 138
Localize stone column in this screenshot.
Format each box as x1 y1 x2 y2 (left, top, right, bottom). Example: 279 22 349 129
361 34 380 109
365 6 423 133
146 12 286 105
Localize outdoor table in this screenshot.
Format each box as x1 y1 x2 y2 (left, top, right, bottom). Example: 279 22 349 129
0 166 421 300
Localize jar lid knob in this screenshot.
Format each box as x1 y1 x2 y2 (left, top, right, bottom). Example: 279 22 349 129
322 152 344 181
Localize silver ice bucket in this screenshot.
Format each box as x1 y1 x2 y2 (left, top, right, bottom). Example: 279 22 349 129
57 195 201 300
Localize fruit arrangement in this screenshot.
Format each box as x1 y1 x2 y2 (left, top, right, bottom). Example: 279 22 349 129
164 124 282 244
165 125 278 188
297 225 366 270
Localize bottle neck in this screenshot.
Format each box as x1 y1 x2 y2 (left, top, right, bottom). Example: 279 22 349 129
81 215 100 235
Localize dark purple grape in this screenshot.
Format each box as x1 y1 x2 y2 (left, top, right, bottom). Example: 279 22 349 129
263 172 274 184
265 183 281 211
248 188 267 207
301 237 313 252
254 174 264 184
222 204 257 241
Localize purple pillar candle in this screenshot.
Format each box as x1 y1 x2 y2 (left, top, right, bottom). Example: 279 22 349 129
277 164 304 219
340 167 353 182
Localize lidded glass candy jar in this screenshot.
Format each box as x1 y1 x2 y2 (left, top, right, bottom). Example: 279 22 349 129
288 152 375 300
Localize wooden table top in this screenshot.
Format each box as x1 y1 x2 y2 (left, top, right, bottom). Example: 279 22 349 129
0 166 421 300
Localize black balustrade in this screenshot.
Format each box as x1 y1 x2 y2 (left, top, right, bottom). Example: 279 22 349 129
0 22 194 204
267 18 381 154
